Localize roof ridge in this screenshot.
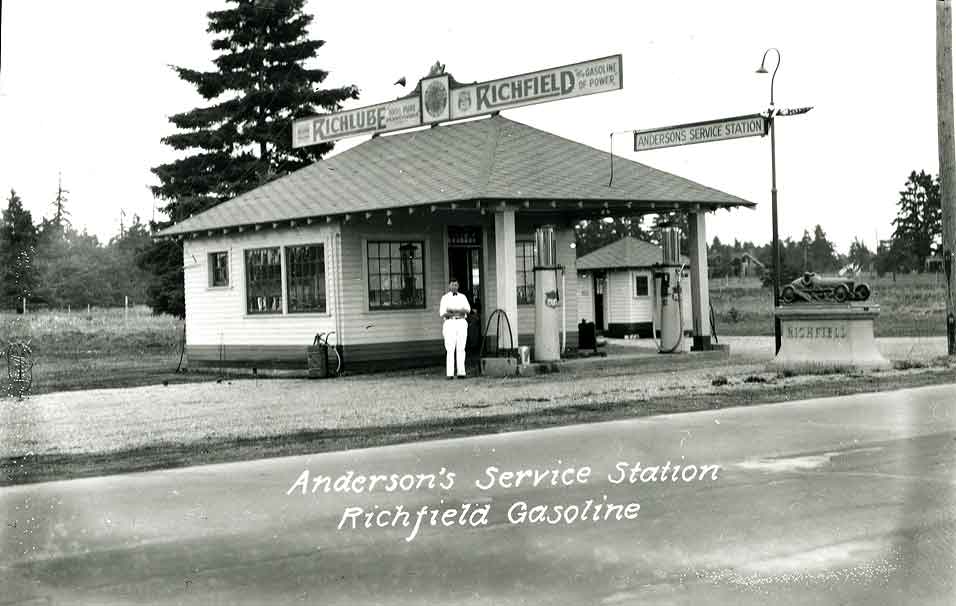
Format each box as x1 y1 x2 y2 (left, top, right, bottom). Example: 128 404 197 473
475 117 503 196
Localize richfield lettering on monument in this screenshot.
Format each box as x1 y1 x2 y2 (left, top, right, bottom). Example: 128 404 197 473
786 325 849 340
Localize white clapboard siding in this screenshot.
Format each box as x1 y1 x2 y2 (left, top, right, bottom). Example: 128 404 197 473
606 270 633 324
628 270 655 322
337 220 447 346
183 224 338 347
682 273 694 332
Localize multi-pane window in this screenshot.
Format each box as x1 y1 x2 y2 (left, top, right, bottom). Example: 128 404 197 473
516 241 536 305
209 251 229 287
367 241 425 310
245 247 282 314
634 274 649 297
286 244 326 313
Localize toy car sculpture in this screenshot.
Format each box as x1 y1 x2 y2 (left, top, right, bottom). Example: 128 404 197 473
780 272 871 304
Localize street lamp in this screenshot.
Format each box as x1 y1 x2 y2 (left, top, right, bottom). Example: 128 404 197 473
756 48 783 355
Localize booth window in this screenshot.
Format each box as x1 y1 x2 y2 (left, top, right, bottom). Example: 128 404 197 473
245 247 282 314
634 274 649 297
209 251 229 287
286 244 326 313
367 241 425 310
516 241 536 305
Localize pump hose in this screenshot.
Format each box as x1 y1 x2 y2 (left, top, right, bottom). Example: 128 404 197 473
709 301 719 344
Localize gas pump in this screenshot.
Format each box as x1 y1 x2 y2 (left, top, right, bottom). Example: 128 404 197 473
653 225 685 354
533 225 563 361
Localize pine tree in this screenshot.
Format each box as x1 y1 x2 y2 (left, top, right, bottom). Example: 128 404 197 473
891 170 942 273
0 190 39 311
51 172 71 230
145 0 359 316
808 224 838 272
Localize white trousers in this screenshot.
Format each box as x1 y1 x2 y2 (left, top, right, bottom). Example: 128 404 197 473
443 318 468 377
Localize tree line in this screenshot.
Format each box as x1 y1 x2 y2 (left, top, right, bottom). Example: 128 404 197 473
575 169 943 285
0 188 153 312
2 1 946 315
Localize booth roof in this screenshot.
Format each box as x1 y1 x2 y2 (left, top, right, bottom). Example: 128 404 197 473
158 115 755 237
576 237 689 270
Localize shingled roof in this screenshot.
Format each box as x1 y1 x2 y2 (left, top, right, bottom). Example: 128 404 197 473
159 115 754 237
576 237 689 270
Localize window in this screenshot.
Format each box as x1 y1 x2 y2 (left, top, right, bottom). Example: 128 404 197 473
245 247 282 314
286 244 326 313
209 251 229 287
367 241 425 310
516 241 536 305
634 274 649 297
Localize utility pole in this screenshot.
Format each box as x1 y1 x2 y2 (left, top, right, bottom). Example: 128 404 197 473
938 0 956 355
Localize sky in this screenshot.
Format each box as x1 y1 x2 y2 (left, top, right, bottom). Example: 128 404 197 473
0 1 947 253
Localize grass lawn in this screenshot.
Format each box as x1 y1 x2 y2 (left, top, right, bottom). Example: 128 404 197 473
711 273 951 337
0 306 206 395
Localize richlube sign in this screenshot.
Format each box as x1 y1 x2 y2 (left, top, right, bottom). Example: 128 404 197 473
293 97 421 148
633 114 767 152
292 55 623 148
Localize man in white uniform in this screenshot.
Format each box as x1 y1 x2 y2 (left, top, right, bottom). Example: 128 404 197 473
439 278 471 379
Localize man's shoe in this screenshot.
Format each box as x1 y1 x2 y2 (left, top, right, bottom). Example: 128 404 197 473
456 375 466 380
446 376 455 381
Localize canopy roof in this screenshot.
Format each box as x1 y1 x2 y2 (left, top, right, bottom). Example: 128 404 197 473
576 236 689 270
159 115 754 237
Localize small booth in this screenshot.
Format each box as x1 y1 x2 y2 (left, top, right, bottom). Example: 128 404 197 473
576 237 692 341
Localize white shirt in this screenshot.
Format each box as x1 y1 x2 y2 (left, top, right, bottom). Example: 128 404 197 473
439 291 471 319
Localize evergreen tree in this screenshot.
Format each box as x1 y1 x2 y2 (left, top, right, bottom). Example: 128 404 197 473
146 0 359 317
848 238 873 272
808 224 838 272
50 173 71 231
891 170 941 273
0 190 39 311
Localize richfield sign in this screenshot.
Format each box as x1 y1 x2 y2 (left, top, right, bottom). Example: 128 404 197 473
293 55 623 148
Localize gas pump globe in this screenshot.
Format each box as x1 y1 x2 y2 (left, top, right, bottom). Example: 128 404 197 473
533 225 562 361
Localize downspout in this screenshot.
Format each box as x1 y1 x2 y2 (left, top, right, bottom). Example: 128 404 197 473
334 231 344 355
561 270 566 354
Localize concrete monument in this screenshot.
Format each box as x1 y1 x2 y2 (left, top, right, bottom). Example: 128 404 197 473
770 272 890 372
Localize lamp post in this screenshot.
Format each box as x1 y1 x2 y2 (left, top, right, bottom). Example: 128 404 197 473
756 48 783 355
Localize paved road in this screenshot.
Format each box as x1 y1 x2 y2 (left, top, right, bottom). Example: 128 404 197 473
2 384 955 605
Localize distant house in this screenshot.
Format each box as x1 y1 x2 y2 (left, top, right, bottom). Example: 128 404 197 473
576 237 692 338
925 255 944 273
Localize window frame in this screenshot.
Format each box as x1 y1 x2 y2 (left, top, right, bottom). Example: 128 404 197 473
208 251 230 288
284 243 327 314
244 246 283 315
633 273 650 298
516 240 536 306
365 239 427 312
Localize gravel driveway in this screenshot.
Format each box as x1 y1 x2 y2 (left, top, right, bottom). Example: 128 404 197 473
1 336 950 459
